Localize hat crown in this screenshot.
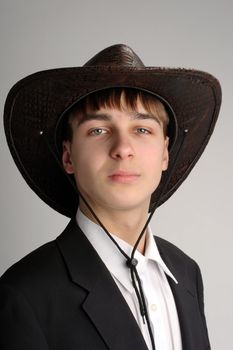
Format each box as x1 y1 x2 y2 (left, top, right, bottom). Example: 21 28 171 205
83 44 145 68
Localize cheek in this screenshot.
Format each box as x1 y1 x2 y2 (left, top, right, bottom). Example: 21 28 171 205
140 147 167 185
71 145 105 179
139 143 164 165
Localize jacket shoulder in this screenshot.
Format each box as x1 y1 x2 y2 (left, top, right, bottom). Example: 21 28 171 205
154 235 201 283
0 236 64 293
155 235 195 262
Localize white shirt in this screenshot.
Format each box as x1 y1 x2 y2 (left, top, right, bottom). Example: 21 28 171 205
76 208 182 350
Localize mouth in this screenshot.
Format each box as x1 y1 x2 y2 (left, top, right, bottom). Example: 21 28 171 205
108 171 140 184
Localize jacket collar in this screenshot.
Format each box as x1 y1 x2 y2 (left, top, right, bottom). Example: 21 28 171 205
76 207 178 293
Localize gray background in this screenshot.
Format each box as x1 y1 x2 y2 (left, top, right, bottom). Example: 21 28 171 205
0 0 232 348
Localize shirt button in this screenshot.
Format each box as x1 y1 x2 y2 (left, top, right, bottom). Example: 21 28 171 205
150 304 157 312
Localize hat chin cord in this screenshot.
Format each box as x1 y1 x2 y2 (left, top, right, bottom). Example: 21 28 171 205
44 129 188 350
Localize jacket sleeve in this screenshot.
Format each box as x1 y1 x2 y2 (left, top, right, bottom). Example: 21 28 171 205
0 283 50 350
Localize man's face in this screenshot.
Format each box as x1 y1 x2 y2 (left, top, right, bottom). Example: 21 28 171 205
62 100 169 213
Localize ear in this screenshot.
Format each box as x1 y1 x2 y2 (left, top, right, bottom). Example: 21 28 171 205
62 141 74 174
162 137 169 171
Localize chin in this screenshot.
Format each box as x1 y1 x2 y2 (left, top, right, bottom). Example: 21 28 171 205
102 195 150 212
83 187 152 212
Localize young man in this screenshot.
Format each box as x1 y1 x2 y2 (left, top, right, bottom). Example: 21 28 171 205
0 44 221 350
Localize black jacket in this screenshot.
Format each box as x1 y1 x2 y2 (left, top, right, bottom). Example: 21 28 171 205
0 218 210 349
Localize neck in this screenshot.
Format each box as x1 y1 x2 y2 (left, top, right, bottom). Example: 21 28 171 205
79 201 150 254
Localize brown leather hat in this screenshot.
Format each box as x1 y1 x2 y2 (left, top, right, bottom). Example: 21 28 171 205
4 44 222 217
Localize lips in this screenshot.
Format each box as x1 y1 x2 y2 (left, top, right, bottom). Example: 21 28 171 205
108 171 140 184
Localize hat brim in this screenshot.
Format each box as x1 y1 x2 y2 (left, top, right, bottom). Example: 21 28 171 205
4 66 221 217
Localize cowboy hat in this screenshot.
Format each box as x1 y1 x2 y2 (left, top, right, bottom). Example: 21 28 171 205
4 44 222 217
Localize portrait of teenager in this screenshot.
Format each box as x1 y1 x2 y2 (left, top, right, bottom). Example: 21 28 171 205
0 44 221 350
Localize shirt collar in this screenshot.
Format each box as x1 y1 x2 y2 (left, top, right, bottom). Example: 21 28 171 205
76 208 178 293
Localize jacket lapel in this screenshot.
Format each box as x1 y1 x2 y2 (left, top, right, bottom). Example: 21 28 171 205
156 237 210 350
56 218 148 350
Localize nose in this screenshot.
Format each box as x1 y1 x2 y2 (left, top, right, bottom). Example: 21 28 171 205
109 133 135 160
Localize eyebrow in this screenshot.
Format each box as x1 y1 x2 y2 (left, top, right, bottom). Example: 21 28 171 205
131 112 161 125
77 111 161 126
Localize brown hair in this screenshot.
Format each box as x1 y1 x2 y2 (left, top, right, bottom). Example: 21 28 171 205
63 88 169 141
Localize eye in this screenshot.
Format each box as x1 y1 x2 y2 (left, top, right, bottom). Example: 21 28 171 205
89 128 108 136
136 128 151 134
